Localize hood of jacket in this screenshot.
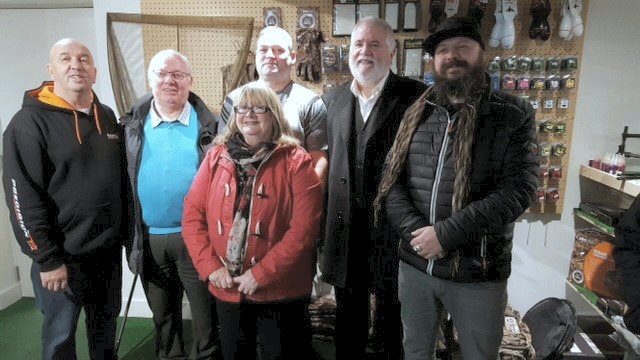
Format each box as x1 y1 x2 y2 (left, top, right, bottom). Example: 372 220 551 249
24 81 104 144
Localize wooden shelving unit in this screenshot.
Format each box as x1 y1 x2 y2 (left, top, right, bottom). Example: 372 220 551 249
568 165 640 355
573 208 615 235
580 165 640 198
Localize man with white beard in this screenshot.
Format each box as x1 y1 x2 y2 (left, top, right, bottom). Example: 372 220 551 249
319 17 427 360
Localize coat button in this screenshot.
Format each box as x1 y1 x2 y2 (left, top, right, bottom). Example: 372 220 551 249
340 177 347 184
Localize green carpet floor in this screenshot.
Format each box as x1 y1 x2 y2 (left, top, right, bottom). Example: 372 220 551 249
0 297 166 360
0 297 337 359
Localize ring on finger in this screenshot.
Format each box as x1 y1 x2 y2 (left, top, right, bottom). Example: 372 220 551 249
413 245 422 252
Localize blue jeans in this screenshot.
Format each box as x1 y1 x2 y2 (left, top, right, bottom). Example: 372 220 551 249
31 250 122 360
398 261 507 360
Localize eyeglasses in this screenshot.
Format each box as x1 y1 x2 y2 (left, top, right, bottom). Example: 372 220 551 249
153 70 191 81
233 105 270 114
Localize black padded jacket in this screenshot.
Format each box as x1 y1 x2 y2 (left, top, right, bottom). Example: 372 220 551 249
386 89 539 282
614 194 640 334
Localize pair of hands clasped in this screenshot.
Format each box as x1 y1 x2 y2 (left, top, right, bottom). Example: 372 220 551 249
410 226 444 260
208 267 259 295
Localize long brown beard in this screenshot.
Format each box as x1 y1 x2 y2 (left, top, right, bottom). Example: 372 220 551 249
432 63 487 106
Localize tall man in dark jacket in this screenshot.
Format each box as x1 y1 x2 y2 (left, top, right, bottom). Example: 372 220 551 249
121 49 218 360
375 17 539 359
3 38 126 360
320 17 427 360
615 193 640 335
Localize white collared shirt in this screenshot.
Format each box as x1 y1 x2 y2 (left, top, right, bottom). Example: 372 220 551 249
149 99 192 127
349 73 389 123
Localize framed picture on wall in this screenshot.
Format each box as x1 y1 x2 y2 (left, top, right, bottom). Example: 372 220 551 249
403 0 420 31
385 0 399 31
358 0 380 20
403 39 423 79
333 0 356 36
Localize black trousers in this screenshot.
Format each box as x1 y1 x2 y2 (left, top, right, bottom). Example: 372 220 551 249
215 297 311 360
334 210 402 360
141 233 218 360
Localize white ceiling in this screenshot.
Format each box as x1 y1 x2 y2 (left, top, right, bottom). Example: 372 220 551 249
0 0 92 9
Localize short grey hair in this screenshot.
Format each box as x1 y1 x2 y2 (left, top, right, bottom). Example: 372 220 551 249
147 49 192 87
257 26 293 52
351 17 396 52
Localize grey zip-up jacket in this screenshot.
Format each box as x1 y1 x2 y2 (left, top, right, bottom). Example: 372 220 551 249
386 89 539 282
120 92 218 274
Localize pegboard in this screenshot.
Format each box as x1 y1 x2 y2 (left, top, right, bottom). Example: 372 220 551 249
140 0 589 214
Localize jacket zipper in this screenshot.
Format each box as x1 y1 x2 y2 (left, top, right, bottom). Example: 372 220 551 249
426 102 455 275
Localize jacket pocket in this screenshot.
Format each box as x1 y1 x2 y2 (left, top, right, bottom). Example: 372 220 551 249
61 202 119 254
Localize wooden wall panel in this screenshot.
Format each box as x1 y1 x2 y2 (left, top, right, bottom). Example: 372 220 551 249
140 0 589 214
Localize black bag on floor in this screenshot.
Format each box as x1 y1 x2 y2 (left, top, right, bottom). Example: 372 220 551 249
522 297 578 360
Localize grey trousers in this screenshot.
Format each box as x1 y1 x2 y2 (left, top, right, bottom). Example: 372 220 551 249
398 261 507 360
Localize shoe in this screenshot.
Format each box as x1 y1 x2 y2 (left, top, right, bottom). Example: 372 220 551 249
488 0 503 48
569 0 584 37
501 0 518 49
444 0 460 18
559 0 573 40
529 0 551 41
467 0 487 27
428 0 445 33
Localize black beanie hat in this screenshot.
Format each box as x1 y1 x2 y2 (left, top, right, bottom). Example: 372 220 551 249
423 16 485 56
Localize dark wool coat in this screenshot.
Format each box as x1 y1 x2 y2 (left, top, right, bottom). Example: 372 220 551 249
320 72 428 288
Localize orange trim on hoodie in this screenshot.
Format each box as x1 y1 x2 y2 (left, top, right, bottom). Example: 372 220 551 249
28 82 102 144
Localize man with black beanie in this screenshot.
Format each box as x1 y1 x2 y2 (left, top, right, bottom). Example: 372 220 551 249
374 16 539 359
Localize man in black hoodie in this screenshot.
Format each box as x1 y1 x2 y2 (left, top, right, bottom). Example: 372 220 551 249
2 38 126 360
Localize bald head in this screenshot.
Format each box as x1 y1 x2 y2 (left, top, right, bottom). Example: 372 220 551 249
49 38 93 63
47 38 97 107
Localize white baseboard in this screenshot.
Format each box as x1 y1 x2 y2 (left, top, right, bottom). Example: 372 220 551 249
0 282 22 310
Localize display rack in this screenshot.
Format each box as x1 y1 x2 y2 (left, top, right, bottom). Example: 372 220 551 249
568 164 640 355
135 0 590 214
580 165 640 198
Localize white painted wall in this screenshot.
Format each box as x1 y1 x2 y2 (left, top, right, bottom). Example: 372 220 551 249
1 0 640 319
508 0 640 315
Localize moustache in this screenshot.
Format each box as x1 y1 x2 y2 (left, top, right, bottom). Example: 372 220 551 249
357 57 376 64
444 60 470 69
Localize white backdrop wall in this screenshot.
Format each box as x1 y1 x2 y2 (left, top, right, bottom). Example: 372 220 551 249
1 0 640 318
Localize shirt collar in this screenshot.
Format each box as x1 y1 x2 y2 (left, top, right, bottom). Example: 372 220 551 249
149 99 192 127
349 72 389 100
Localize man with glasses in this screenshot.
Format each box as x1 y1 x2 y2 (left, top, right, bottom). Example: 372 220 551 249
121 49 219 360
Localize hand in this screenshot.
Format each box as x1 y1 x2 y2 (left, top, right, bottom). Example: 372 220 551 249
410 226 444 260
233 269 259 295
208 267 234 289
40 264 68 292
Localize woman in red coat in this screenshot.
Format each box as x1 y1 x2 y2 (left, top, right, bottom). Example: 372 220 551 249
182 83 323 360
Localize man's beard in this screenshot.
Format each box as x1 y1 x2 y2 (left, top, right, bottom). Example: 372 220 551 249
349 58 389 87
432 59 487 105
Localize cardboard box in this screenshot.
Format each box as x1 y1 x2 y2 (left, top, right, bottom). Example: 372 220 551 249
563 330 606 359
